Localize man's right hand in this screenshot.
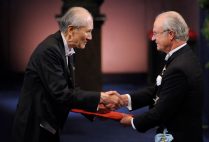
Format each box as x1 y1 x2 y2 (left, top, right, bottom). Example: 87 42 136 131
99 91 125 112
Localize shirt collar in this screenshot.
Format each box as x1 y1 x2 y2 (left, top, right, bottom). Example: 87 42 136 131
61 32 75 57
165 43 187 61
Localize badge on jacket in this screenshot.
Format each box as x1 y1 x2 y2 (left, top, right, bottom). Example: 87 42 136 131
156 75 162 86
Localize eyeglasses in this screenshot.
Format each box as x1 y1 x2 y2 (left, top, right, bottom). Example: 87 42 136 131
152 30 169 39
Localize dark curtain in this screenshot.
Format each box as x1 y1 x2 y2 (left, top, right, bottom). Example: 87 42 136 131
199 8 209 127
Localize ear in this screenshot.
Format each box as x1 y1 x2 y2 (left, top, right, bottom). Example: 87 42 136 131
168 30 175 40
65 25 75 41
66 25 79 36
67 25 74 34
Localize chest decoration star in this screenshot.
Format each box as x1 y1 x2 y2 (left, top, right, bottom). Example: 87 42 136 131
156 75 162 86
153 96 159 105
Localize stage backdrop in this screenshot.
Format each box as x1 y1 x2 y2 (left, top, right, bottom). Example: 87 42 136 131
2 0 199 74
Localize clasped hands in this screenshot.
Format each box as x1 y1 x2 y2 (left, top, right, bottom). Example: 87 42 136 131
99 91 127 112
99 91 133 126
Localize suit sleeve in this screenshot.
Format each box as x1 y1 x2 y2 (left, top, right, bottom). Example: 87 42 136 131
130 86 156 110
35 45 100 112
133 69 187 132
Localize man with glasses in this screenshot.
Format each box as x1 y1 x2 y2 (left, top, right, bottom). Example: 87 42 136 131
120 11 203 142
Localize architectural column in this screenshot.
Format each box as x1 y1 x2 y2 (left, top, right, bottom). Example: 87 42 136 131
58 0 105 91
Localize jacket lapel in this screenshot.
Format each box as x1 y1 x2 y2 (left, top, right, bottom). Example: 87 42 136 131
54 31 74 87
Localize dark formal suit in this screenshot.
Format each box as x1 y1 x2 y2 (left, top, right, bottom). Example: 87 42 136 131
12 31 100 142
130 45 203 142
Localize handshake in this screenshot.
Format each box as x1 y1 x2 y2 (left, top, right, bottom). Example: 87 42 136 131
98 91 128 113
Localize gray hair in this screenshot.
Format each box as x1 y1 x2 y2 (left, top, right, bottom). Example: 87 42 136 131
159 11 189 41
57 7 93 32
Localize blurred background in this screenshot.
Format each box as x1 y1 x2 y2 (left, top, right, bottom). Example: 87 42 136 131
0 0 209 142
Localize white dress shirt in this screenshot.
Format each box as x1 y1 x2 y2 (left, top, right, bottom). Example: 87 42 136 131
61 32 75 65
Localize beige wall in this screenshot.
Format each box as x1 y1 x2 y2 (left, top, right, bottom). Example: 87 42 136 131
101 0 199 73
9 0 199 73
101 0 148 73
9 0 61 71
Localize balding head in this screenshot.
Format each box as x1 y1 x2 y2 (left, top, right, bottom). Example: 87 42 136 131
57 7 93 33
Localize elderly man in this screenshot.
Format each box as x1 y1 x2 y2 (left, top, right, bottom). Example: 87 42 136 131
12 7 123 142
120 11 203 142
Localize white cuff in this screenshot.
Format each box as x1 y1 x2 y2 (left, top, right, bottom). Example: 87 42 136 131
131 118 136 130
125 94 132 110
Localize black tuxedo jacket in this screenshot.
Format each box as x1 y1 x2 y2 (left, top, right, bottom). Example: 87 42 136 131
130 45 203 142
12 31 100 142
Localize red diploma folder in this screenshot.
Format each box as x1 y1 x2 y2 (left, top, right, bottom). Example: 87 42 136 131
71 109 132 120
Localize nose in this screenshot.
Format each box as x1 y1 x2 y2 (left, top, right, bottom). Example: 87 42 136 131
87 32 92 40
151 35 156 41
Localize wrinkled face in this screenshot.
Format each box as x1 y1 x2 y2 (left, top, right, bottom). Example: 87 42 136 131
72 25 93 49
152 17 172 53
66 17 93 49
